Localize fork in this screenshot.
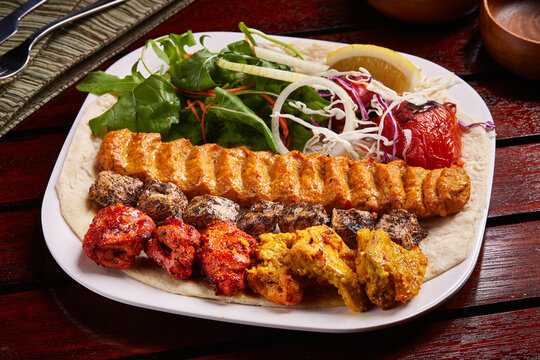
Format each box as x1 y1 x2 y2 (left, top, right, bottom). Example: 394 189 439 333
0 0 128 80
0 0 48 45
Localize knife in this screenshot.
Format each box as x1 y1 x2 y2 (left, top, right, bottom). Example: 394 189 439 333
0 0 48 45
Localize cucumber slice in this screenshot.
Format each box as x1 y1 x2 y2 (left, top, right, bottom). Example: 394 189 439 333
216 58 307 83
253 46 329 74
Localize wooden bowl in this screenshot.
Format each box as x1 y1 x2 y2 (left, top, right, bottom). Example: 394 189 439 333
479 0 540 79
365 0 480 23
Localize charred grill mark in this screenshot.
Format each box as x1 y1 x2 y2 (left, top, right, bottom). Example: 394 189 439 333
183 195 240 228
375 209 427 250
331 208 376 249
89 171 144 207
348 159 379 211
323 156 351 210
278 202 330 233
242 151 274 205
298 153 325 203
236 200 285 237
270 152 303 203
214 147 248 203
403 166 430 218
136 180 188 222
159 139 192 190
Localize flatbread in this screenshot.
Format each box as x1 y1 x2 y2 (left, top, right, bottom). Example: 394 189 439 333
55 43 493 307
55 94 312 307
418 102 491 280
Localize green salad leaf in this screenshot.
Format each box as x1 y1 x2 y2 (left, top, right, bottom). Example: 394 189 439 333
133 75 181 133
76 71 142 95
208 87 278 152
88 75 180 136
164 109 205 144
171 49 219 91
89 93 137 137
78 24 331 154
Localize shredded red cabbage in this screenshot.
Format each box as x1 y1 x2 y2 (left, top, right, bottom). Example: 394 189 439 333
309 116 322 127
376 94 399 161
329 76 370 120
458 119 495 131
315 89 332 97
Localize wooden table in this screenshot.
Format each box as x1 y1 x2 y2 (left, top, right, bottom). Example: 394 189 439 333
1 1 539 358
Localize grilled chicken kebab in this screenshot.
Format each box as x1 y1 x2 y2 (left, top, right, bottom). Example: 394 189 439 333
97 129 470 219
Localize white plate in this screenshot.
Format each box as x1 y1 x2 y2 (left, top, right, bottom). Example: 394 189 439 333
42 32 495 333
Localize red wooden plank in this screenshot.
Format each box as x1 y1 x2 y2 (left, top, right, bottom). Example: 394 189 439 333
0 209 67 286
442 220 540 310
0 133 66 204
489 143 540 217
0 286 280 359
0 285 537 359
470 78 540 139
197 308 540 359
143 0 389 39
313 18 493 76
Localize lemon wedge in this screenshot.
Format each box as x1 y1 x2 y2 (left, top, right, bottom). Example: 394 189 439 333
326 44 421 94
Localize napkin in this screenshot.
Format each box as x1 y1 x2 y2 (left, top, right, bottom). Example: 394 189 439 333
0 0 195 137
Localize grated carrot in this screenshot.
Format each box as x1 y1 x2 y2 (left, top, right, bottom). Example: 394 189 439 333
200 101 215 144
185 99 202 122
260 93 275 105
245 35 255 53
261 93 290 147
185 99 211 143
177 82 256 97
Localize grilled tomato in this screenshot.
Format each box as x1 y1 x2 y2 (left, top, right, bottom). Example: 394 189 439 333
381 100 463 169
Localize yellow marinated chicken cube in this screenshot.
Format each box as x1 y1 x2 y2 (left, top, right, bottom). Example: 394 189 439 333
245 232 303 305
290 225 369 312
356 229 428 309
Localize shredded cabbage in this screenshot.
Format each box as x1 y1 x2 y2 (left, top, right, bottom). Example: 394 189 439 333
271 65 468 162
244 42 484 163
271 76 358 155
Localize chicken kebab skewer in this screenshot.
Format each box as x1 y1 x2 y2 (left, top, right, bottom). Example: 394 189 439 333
83 170 430 311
